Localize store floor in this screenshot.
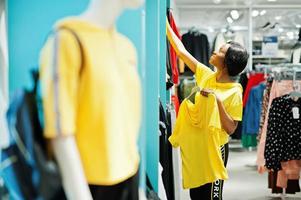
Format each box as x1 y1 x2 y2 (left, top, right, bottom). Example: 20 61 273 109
223 143 301 200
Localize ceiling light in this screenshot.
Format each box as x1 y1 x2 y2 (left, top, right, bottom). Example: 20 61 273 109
287 32 294 39
278 28 284 33
227 17 233 24
267 0 277 2
213 0 221 4
260 10 266 16
252 10 259 17
230 10 240 20
296 24 301 28
208 27 215 33
275 16 282 20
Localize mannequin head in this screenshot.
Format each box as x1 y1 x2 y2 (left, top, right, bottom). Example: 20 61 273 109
122 0 144 9
89 0 144 10
81 0 144 28
209 41 248 77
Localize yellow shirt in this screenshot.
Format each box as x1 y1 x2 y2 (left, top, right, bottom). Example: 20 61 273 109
169 93 228 189
39 19 142 185
195 63 243 145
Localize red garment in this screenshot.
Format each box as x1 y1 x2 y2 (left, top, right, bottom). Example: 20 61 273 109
171 95 179 116
243 73 265 107
168 11 181 85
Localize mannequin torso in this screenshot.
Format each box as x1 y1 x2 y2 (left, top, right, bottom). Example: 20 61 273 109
43 0 144 199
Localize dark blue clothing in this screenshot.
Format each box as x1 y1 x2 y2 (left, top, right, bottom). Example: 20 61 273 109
242 83 266 135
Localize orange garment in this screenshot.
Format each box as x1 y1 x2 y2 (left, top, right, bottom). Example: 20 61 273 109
277 160 301 188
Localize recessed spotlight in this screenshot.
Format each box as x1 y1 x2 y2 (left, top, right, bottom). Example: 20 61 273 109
287 32 294 39
252 10 259 17
278 28 284 33
275 16 282 20
267 0 277 2
296 24 301 28
230 10 240 20
208 27 215 33
227 17 233 24
260 10 266 16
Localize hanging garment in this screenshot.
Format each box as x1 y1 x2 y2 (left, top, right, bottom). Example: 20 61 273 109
168 10 181 85
195 63 243 146
243 73 265 107
0 91 9 149
268 171 283 194
182 32 210 75
0 10 9 148
166 40 173 90
231 72 249 140
159 101 174 200
258 77 273 141
171 95 179 116
291 47 301 64
277 160 301 189
242 83 266 135
257 80 301 173
264 95 301 171
40 19 142 185
241 83 265 148
213 32 245 53
169 93 227 189
158 164 168 200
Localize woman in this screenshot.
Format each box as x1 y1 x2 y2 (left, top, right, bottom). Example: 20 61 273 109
167 20 249 200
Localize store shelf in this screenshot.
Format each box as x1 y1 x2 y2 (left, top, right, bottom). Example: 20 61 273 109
252 55 287 59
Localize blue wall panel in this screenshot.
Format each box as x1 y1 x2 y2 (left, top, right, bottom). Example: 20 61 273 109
7 0 89 95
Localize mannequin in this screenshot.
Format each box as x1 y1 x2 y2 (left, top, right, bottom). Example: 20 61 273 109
44 0 144 199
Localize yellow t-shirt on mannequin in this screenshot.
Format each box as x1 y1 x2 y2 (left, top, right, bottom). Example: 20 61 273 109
39 19 142 185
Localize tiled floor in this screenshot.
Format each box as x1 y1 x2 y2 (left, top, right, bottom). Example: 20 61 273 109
224 145 301 200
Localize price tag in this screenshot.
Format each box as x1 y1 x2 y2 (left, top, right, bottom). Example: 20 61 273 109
292 107 299 119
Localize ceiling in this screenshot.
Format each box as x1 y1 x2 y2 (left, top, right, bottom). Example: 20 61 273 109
175 0 301 6
174 0 301 43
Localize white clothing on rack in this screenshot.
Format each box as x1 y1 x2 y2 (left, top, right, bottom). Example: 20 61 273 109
292 47 301 64
214 32 245 53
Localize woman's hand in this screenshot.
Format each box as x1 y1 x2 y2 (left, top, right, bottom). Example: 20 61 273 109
200 88 221 102
200 88 215 97
201 88 237 135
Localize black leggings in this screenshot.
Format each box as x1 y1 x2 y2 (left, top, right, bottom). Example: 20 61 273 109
190 143 229 200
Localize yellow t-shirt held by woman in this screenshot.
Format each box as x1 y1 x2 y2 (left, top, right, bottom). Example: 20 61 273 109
169 63 243 189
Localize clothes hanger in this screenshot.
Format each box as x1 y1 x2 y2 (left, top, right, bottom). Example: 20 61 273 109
289 70 301 98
